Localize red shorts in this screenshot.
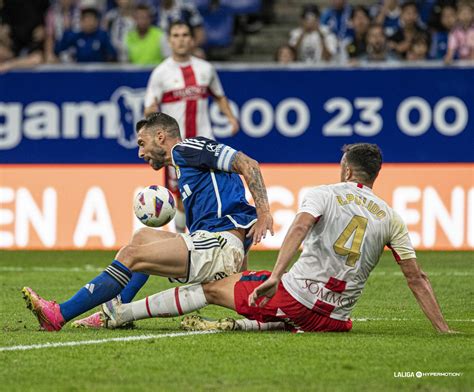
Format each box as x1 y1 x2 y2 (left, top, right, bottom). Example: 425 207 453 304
234 271 352 333
165 166 179 196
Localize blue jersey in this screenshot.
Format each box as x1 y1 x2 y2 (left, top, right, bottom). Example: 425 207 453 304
171 137 257 242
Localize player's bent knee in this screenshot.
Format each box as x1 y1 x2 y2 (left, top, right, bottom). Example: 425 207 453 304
115 245 138 270
130 227 153 245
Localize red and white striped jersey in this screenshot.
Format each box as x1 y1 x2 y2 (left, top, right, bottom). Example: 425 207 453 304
144 56 225 139
282 182 416 321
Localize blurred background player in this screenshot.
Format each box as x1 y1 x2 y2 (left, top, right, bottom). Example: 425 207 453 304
22 113 273 331
104 143 455 334
144 20 238 233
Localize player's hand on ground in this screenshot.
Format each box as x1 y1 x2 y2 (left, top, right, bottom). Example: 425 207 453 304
247 212 274 245
248 276 279 307
439 329 462 334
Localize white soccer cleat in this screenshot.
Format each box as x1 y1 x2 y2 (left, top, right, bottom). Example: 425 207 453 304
101 296 134 329
181 315 237 331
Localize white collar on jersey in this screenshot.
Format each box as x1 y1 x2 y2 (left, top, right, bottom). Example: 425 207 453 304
171 57 192 67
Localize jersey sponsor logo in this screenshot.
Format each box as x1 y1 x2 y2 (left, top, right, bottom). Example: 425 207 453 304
303 280 357 309
0 86 145 150
206 142 223 156
161 86 209 103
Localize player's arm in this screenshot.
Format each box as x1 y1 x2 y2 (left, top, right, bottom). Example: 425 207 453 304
389 211 455 333
232 152 274 244
399 259 454 333
248 212 317 306
144 68 162 116
214 95 239 135
209 65 239 134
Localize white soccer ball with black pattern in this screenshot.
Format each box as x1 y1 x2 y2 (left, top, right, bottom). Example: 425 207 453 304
134 185 176 227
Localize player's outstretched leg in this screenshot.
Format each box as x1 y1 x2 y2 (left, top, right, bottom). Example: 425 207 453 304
71 228 172 329
22 232 190 331
102 273 243 328
102 283 208 328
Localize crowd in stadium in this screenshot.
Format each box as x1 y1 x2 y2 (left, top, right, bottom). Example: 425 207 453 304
0 0 472 72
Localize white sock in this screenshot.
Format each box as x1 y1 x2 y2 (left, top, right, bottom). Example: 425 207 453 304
118 284 208 322
235 319 286 331
174 209 186 233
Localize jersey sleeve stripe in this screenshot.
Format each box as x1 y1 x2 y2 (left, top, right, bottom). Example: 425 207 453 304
179 143 202 151
183 138 205 146
217 146 231 170
225 149 237 172
217 146 237 171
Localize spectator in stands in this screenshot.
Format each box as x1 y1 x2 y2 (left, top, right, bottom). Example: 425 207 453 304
103 0 135 62
345 6 371 62
55 8 117 63
125 4 169 65
424 0 457 31
430 4 457 59
0 0 49 72
289 4 337 63
45 0 81 63
372 0 401 37
275 44 297 64
445 2 474 62
388 1 429 58
407 32 430 60
321 0 352 42
157 0 206 48
360 23 399 62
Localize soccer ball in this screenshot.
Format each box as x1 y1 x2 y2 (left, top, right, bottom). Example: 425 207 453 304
134 185 176 227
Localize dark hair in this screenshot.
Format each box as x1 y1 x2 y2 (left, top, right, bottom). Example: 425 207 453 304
136 113 181 138
342 143 383 182
135 4 152 14
401 1 417 12
351 5 370 20
412 32 429 45
81 7 100 19
367 22 384 34
301 4 320 18
168 20 195 38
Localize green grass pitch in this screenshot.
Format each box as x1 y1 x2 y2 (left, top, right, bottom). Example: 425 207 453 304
0 250 473 392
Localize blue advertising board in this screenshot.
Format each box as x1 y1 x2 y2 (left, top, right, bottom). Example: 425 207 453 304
0 65 472 163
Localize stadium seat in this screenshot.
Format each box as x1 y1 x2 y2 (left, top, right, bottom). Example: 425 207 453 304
202 5 234 48
220 0 261 14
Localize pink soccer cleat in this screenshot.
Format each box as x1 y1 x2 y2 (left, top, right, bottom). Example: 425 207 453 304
71 312 104 329
22 287 65 331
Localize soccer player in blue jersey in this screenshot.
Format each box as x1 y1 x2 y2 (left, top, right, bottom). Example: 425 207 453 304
22 112 274 331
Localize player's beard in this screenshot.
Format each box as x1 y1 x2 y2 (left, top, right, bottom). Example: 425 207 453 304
149 144 167 170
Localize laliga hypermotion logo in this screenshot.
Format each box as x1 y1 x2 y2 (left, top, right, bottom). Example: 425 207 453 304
110 87 146 149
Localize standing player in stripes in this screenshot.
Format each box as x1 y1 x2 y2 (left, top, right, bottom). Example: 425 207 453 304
144 20 239 234
22 113 273 331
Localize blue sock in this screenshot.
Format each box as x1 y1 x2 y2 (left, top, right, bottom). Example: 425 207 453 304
119 272 149 303
60 260 132 322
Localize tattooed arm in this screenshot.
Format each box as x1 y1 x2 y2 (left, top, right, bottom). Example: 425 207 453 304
232 152 274 244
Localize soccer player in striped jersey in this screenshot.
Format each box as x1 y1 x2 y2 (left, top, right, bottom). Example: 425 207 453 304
21 112 273 331
103 143 455 334
144 21 238 233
